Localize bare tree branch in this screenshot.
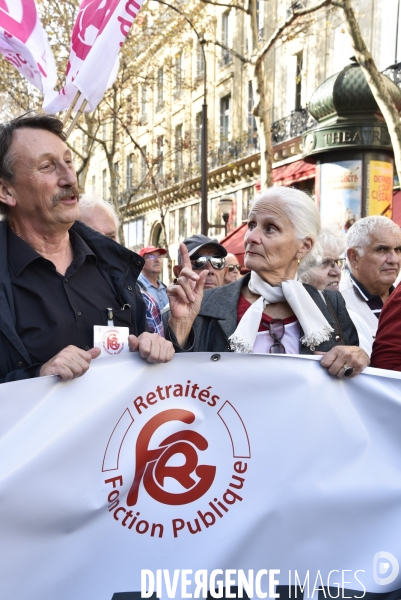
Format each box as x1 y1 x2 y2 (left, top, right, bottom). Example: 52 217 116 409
212 40 251 63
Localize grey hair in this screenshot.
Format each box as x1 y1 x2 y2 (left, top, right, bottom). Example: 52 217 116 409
250 186 322 268
79 195 120 230
346 216 401 256
298 227 345 283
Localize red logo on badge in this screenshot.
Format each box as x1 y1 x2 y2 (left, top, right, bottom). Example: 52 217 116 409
127 409 216 506
71 0 120 60
0 0 37 43
102 329 124 355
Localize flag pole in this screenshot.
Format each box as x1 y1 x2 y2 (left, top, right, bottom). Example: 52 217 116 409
65 99 88 140
62 90 81 126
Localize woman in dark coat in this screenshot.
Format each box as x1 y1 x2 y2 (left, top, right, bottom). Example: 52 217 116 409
167 187 370 378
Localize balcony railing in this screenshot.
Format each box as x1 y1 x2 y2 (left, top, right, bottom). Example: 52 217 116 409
209 134 260 170
271 107 317 145
382 62 401 88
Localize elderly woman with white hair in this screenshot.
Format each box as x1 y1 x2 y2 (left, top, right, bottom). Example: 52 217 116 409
298 228 345 292
167 187 370 378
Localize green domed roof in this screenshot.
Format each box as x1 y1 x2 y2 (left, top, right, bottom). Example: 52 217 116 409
309 60 401 121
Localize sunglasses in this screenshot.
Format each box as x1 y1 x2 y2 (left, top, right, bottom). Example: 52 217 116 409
269 318 286 354
227 264 242 272
191 256 226 270
321 258 346 269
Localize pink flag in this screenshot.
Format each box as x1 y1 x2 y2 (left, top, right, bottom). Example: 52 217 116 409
43 0 144 114
0 0 57 94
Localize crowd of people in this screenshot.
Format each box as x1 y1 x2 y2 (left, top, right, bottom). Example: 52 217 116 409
1 111 400 385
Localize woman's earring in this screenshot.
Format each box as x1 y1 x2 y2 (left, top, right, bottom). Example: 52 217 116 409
297 258 300 266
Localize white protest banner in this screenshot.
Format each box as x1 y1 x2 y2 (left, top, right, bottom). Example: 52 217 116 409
0 353 401 600
43 0 144 114
0 0 57 94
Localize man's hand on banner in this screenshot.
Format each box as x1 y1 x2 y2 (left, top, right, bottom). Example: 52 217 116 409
167 243 207 347
39 345 101 381
315 346 370 378
128 333 174 363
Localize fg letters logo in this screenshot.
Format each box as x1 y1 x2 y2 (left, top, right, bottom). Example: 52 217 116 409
373 552 400 586
102 384 251 539
71 0 120 60
127 409 216 506
103 330 124 355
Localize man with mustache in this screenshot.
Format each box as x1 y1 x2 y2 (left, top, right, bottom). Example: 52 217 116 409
0 113 174 383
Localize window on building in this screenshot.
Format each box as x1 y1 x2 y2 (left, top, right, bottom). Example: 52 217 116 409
123 218 144 251
196 42 205 77
195 112 202 164
175 52 183 97
140 84 147 120
295 51 303 110
221 11 232 66
113 162 119 199
126 154 133 189
175 124 183 180
140 146 147 182
169 210 176 245
256 0 264 39
248 81 258 148
179 207 187 239
156 135 164 178
156 67 164 111
91 175 96 195
220 95 231 143
102 169 107 199
190 203 200 234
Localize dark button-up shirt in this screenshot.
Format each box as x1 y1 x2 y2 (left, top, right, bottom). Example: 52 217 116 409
9 228 136 365
350 274 394 319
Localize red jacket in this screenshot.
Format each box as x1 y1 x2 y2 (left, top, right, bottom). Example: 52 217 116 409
371 284 401 371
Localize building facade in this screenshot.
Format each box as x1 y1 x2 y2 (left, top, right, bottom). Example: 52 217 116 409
81 0 397 277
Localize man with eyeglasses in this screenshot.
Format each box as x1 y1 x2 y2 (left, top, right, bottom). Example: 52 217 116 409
340 216 401 340
224 253 242 285
173 234 227 289
138 245 169 311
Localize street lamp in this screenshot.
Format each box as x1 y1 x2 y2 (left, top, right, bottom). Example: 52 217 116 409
206 194 234 236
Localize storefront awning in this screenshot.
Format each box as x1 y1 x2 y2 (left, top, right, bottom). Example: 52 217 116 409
220 222 247 267
392 191 401 227
273 160 316 186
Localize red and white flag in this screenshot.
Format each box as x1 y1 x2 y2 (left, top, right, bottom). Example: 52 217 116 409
43 0 144 114
0 0 57 94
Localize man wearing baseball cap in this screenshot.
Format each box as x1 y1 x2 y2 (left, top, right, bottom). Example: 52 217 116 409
138 246 169 311
174 234 227 290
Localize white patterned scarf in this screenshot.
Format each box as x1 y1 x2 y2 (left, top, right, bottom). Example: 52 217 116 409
229 271 333 353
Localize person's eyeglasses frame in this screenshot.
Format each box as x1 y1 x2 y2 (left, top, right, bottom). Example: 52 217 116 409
269 318 286 354
227 264 242 272
144 253 164 261
191 256 226 270
321 257 346 270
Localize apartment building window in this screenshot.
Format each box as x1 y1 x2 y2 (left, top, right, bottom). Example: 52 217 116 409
221 11 232 66
179 207 187 239
123 218 144 250
190 203 200 234
102 169 107 199
195 112 202 164
248 81 258 148
295 50 303 110
140 146 147 182
220 95 231 143
91 175 96 195
175 124 183 180
140 84 147 121
256 0 264 40
157 135 164 178
169 210 176 244
196 42 205 77
156 67 164 111
175 52 183 97
126 154 133 189
113 162 119 199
